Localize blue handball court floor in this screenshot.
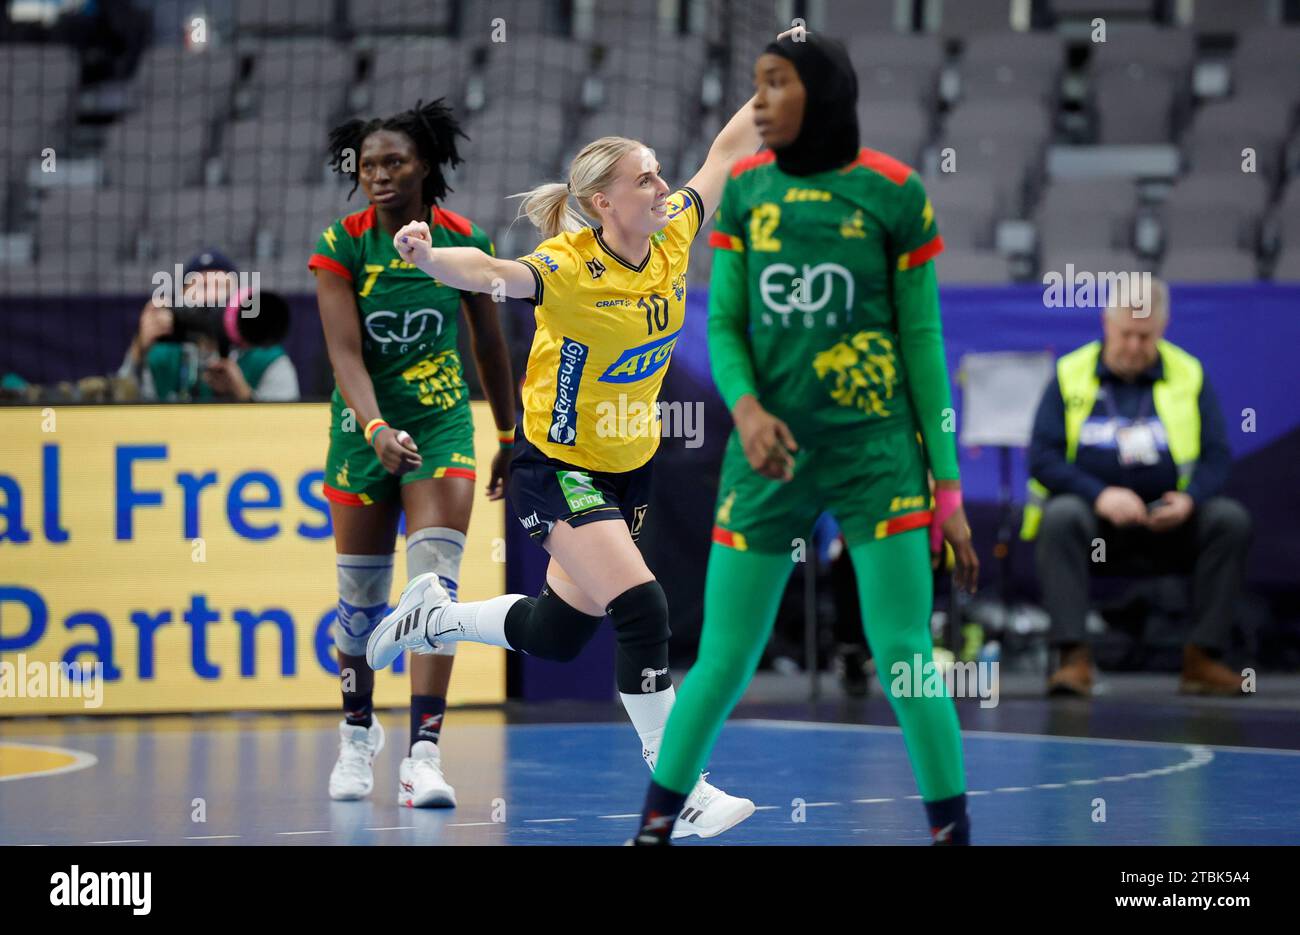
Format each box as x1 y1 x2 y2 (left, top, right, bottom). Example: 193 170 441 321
3 674 1299 845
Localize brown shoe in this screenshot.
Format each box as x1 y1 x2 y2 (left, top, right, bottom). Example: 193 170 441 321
1047 645 1094 697
1179 645 1246 696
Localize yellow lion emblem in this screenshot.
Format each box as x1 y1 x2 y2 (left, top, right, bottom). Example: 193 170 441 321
812 330 898 417
403 350 467 411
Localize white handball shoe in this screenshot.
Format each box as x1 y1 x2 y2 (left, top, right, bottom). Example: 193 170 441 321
366 572 452 670
671 773 756 840
398 740 458 808
328 715 385 801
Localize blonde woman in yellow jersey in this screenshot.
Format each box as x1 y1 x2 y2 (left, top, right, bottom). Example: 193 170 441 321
362 64 792 835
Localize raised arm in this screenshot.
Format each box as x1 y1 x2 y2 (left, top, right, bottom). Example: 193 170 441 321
684 27 804 221
394 220 537 300
684 96 761 225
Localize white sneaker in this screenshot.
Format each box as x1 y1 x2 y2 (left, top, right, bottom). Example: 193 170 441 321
398 740 457 808
328 715 385 801
671 773 755 839
366 572 452 670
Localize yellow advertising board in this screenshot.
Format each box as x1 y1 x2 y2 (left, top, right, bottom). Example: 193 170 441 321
0 402 506 715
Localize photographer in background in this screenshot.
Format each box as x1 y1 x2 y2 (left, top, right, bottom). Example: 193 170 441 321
119 250 300 402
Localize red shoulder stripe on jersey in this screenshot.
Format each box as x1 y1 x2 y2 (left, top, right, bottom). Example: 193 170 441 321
851 148 913 186
708 230 744 251
432 206 473 236
897 234 945 270
730 150 776 178
308 254 352 281
341 206 376 237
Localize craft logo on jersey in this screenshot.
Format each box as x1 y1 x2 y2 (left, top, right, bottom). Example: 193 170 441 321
364 307 445 345
812 330 899 417
598 329 681 384
671 272 684 302
759 262 855 327
549 337 589 445
586 257 606 280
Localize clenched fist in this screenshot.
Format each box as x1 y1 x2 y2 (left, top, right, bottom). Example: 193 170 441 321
394 220 434 266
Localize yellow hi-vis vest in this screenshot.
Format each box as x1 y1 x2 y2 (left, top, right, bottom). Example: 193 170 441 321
1019 339 1203 540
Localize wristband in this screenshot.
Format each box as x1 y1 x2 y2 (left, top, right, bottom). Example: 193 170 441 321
497 428 515 448
363 418 389 445
930 487 963 553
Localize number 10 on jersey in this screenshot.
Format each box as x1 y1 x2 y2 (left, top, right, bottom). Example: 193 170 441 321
640 294 669 335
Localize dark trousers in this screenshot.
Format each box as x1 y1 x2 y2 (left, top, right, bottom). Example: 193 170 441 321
1035 494 1252 654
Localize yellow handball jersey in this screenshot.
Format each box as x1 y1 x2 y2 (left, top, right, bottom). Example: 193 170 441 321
516 186 704 473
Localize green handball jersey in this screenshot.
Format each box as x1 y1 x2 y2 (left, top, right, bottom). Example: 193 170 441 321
707 148 957 553
707 148 945 445
309 204 493 505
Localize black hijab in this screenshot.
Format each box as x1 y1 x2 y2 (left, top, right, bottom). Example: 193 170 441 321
763 33 860 176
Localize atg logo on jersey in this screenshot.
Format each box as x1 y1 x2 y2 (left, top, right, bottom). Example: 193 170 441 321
598 330 680 383
527 252 560 273
549 337 589 445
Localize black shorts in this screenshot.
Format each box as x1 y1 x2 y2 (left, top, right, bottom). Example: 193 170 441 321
507 428 653 546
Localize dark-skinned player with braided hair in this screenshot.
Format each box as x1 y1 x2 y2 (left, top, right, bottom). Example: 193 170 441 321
309 99 516 808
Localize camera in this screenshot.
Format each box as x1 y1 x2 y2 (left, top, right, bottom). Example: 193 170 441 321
157 289 290 356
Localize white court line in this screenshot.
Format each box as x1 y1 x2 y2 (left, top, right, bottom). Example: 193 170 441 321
598 813 640 820
733 718 1300 757
0 742 98 782
276 830 331 836
88 839 147 844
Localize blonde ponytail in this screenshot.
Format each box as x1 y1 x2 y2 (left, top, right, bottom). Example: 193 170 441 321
511 136 649 240
512 181 587 240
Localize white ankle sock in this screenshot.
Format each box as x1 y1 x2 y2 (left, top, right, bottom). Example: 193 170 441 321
619 684 676 771
433 594 528 649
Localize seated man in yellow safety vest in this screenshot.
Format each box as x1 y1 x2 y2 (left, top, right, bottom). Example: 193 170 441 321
1021 279 1251 696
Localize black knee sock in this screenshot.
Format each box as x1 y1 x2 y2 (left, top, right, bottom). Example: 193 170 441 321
410 694 446 749
342 690 373 728
925 793 970 845
606 581 671 694
503 584 604 662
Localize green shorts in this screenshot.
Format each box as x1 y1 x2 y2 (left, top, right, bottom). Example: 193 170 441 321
711 422 933 554
322 398 477 507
